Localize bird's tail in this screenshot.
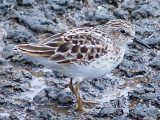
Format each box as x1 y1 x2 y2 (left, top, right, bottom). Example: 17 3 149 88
14 44 55 57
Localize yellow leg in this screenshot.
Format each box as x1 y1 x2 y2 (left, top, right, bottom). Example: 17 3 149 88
74 81 98 105
69 79 85 112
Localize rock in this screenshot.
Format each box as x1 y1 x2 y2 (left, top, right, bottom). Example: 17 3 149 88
26 108 37 116
121 0 137 12
34 88 73 106
144 87 155 93
92 78 109 90
0 116 10 120
33 88 52 105
149 56 160 70
17 0 35 6
50 4 65 13
0 3 11 15
2 44 15 59
7 30 32 43
141 93 159 101
94 5 115 21
0 0 160 119
9 112 20 120
36 108 54 120
133 19 157 47
0 95 6 106
58 91 73 105
12 9 59 33
118 59 147 77
112 115 131 120
129 104 159 120
47 0 69 5
134 88 145 95
130 1 160 19
151 98 160 108
133 87 155 95
146 32 160 46
98 107 123 117
0 81 25 97
128 91 139 100
85 115 94 120
11 54 38 67
113 8 129 19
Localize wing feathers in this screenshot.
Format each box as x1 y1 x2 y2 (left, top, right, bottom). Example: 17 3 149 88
17 48 55 57
57 42 72 52
16 44 55 51
16 44 56 57
15 28 108 65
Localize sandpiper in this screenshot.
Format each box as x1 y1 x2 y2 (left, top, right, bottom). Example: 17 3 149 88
15 19 150 111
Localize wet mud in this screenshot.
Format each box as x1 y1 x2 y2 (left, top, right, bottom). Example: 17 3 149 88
0 0 160 119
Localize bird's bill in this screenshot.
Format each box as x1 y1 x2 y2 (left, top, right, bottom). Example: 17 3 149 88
133 38 151 49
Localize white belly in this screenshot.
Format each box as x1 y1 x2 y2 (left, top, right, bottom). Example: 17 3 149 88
56 52 125 81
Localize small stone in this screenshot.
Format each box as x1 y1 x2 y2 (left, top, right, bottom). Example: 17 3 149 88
2 44 15 59
141 93 159 101
144 87 155 93
58 91 73 105
0 95 6 106
149 56 160 70
134 88 145 95
94 5 115 21
17 0 35 6
98 107 123 117
9 113 20 120
26 108 37 116
7 30 32 43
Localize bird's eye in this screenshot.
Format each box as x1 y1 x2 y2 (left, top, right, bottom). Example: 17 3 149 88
120 29 126 33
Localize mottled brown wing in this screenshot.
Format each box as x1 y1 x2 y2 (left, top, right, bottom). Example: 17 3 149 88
43 28 108 64
16 28 108 65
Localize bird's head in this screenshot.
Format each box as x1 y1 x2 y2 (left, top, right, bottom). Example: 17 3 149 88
103 19 150 49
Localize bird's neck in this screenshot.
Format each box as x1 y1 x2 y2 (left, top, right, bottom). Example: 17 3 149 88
112 42 126 56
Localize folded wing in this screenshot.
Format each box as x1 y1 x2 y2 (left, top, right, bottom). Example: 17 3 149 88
16 28 108 65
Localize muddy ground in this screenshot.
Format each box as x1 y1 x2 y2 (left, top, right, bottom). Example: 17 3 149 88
0 0 160 120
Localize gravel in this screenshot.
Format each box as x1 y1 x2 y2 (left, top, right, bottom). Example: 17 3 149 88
0 0 160 119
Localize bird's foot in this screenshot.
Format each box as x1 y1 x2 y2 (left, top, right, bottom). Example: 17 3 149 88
69 78 98 112
82 100 98 105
